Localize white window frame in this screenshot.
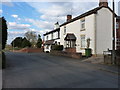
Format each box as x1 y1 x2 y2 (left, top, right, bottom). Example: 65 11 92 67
81 35 86 48
46 35 48 40
81 18 85 29
64 26 66 35
116 22 119 29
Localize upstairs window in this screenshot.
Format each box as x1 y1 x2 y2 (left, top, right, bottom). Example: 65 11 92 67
51 33 53 39
46 35 48 40
58 31 60 38
64 26 66 34
81 18 85 29
116 22 119 29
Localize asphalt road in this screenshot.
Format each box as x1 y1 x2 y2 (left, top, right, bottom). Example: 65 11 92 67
2 52 118 88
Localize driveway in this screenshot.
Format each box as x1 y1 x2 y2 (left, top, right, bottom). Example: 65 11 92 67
2 52 118 88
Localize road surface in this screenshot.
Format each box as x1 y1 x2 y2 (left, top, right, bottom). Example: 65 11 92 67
2 52 118 88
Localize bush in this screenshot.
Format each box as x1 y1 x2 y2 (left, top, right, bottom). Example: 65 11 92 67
2 51 6 69
22 38 32 48
51 45 63 51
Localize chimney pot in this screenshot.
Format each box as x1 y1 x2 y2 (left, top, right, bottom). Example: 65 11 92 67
67 15 72 22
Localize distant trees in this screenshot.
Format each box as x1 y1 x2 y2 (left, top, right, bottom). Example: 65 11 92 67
0 17 8 49
11 31 43 48
11 37 23 48
36 34 42 48
24 31 37 47
21 37 31 48
11 37 31 48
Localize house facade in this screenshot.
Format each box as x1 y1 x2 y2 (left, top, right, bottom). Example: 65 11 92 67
43 22 60 52
43 0 117 56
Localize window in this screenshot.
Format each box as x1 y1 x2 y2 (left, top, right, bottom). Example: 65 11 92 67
58 31 60 38
81 19 85 29
46 35 48 40
58 42 60 45
81 35 85 48
51 33 53 39
64 26 66 34
116 22 119 29
46 45 49 49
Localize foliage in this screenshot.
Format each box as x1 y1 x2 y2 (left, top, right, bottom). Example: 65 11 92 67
24 31 37 44
51 45 63 51
36 34 42 48
86 38 91 49
0 17 8 49
22 37 32 48
11 37 32 48
11 37 23 48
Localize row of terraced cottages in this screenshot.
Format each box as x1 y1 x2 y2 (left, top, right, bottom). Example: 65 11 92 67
43 0 120 56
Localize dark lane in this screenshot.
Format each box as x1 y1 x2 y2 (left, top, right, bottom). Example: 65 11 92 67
3 52 118 88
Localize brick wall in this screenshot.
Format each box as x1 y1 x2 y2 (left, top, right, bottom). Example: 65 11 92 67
50 50 82 59
14 48 44 53
65 48 76 53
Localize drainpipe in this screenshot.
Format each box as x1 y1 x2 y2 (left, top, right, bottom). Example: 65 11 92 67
112 0 115 64
94 14 97 56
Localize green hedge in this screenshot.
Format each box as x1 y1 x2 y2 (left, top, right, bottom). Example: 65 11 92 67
51 45 63 51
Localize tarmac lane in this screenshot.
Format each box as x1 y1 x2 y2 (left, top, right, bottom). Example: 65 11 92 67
2 52 119 88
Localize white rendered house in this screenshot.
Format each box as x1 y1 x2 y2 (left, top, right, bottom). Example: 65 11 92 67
43 0 117 55
43 22 60 52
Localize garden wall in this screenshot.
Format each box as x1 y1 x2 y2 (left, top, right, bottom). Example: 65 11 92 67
14 48 44 53
50 50 82 59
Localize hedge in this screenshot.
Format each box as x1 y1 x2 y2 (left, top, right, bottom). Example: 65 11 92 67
51 45 63 51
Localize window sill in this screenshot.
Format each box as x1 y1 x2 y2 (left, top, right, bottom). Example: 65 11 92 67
80 29 85 31
80 48 85 50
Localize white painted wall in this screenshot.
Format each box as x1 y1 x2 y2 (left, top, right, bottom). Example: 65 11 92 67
44 31 59 41
44 7 114 55
60 14 95 54
96 7 113 54
44 30 60 52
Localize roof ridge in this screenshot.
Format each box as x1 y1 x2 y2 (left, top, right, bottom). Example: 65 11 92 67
60 6 115 27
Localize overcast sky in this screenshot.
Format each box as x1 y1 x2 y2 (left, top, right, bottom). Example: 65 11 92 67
0 0 119 44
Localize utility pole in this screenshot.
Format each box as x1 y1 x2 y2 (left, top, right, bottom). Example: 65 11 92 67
112 0 115 64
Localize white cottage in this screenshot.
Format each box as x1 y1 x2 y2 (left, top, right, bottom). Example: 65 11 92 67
43 22 60 52
44 0 117 55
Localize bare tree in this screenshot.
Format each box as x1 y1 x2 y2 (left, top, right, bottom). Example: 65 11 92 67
24 31 37 47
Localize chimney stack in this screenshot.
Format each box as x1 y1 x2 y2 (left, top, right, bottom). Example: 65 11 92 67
67 15 72 22
99 0 108 7
54 22 59 29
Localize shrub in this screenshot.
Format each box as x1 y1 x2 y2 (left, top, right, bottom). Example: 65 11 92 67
2 51 6 69
22 38 32 48
51 45 63 51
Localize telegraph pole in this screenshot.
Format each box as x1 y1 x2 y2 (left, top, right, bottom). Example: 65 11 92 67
112 0 115 64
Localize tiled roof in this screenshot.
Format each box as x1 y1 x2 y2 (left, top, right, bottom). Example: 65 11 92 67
44 40 54 45
64 33 76 41
43 28 60 36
